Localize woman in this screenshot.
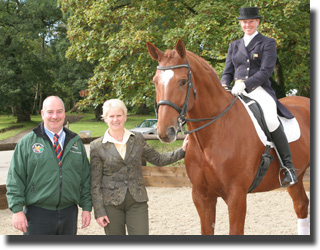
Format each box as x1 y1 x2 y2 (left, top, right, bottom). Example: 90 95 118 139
90 99 188 235
220 7 297 187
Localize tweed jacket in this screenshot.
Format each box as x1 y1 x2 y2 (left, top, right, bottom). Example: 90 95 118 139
90 132 185 219
221 32 293 119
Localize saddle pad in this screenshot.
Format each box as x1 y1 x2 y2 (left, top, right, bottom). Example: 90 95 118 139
239 98 301 147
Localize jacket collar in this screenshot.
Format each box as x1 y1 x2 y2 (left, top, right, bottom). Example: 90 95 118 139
237 32 263 56
124 133 136 162
102 128 133 144
33 122 78 146
101 132 137 163
246 32 262 52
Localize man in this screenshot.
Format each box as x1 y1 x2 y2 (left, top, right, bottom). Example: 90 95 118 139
6 96 92 235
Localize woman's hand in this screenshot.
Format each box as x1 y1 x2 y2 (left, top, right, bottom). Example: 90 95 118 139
182 134 189 151
231 81 246 96
96 215 110 228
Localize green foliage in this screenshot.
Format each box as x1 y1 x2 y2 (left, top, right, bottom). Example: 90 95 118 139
0 0 61 121
0 0 310 122
0 0 94 122
61 0 310 113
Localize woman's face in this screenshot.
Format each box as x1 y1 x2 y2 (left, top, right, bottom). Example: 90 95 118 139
240 19 260 36
105 108 126 132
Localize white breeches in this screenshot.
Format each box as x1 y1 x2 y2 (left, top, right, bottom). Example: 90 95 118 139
243 86 280 132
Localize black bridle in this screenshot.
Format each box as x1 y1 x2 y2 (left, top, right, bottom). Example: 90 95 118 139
154 60 196 129
154 60 237 134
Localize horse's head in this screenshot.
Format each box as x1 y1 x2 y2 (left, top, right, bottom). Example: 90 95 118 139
147 39 196 143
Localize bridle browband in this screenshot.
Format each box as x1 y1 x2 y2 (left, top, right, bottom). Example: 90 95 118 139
154 59 237 134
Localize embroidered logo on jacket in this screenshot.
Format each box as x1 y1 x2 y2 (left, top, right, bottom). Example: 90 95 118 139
72 142 79 150
32 143 44 154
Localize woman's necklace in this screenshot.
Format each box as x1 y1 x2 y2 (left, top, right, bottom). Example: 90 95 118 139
110 130 124 142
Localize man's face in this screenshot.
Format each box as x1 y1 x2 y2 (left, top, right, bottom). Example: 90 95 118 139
240 19 260 36
41 97 65 134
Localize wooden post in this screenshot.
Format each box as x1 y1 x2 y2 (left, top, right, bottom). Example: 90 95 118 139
0 185 8 210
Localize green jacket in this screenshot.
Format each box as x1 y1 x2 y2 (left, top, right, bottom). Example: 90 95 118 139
6 122 92 213
90 132 185 219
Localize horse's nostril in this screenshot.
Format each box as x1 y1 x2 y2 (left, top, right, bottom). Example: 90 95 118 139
167 127 176 138
157 126 177 143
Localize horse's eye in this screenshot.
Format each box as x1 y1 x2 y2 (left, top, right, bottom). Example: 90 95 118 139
180 79 187 86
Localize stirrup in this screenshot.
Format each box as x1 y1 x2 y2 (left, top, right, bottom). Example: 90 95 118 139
278 166 298 187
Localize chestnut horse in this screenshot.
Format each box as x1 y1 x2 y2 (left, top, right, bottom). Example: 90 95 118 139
146 39 310 235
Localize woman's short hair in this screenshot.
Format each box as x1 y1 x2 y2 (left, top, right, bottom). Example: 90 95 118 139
102 99 127 121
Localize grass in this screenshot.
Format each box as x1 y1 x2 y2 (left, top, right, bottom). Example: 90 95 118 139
0 113 185 167
0 115 43 140
68 113 156 137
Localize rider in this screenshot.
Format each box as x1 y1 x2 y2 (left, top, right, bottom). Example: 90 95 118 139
220 7 297 187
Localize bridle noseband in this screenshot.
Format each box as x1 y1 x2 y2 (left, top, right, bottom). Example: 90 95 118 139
154 60 237 134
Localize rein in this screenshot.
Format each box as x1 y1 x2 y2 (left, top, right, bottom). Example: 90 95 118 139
184 95 237 134
154 60 237 134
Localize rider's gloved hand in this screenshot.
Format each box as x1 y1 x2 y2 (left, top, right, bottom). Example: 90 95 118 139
231 81 246 96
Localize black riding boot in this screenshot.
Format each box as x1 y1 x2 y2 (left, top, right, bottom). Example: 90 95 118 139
270 126 298 187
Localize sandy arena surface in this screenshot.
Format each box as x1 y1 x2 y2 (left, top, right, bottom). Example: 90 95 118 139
0 187 310 235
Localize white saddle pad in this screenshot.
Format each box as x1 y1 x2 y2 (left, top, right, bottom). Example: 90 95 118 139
239 98 301 147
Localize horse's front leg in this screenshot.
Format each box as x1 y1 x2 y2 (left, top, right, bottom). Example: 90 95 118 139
226 190 247 235
192 187 217 235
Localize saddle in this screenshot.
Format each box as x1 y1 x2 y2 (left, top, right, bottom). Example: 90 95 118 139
238 94 301 192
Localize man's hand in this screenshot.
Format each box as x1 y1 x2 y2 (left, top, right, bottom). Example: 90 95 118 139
81 210 91 229
13 211 28 233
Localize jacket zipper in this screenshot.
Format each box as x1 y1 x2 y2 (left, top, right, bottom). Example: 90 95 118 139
56 166 63 210
55 139 73 209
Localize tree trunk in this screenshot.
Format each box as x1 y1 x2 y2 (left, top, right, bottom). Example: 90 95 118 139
137 103 150 115
95 104 103 121
15 106 31 123
39 90 43 114
32 83 39 115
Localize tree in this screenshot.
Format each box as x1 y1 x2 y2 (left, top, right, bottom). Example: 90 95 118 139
49 19 95 113
61 0 309 115
0 0 94 121
0 0 62 121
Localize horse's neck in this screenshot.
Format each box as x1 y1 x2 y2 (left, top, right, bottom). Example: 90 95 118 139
188 79 232 119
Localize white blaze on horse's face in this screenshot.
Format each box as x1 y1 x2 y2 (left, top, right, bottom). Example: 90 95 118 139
159 70 174 87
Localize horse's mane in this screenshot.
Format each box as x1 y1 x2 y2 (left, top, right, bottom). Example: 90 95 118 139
163 49 219 80
186 51 219 78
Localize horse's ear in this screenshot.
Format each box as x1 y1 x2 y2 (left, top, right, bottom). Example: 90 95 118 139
175 39 186 59
146 41 164 61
